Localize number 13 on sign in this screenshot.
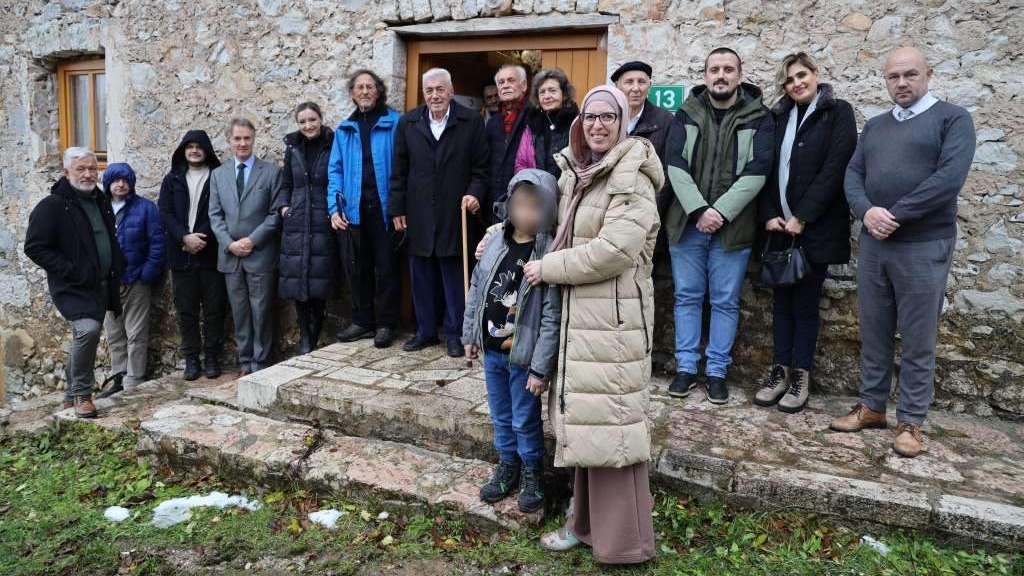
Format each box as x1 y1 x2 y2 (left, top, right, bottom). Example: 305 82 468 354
650 85 685 113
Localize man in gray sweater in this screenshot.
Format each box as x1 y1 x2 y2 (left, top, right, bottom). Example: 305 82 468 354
830 47 975 458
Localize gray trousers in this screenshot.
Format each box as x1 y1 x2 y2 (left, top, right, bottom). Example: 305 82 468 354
224 269 274 372
856 233 954 425
66 317 102 401
103 282 152 388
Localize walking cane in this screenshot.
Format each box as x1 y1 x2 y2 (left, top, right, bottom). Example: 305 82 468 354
461 203 472 368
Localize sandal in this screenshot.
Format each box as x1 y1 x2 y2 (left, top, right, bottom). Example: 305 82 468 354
539 527 581 552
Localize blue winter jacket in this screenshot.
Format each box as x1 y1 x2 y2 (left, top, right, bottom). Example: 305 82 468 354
103 163 166 285
326 107 401 226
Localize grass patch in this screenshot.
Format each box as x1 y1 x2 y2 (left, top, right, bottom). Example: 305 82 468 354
0 423 1019 575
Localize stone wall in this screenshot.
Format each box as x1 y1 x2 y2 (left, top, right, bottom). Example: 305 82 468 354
1 0 1021 415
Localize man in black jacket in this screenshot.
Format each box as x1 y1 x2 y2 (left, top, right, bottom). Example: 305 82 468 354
612 60 677 263
24 147 125 419
389 67 490 357
157 130 227 380
485 64 529 223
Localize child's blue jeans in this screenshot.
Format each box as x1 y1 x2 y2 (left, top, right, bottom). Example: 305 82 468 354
483 350 545 469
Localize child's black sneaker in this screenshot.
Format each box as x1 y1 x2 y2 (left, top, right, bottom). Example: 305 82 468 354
480 461 521 503
517 467 545 513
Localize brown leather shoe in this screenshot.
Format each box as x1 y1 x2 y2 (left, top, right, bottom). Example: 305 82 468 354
62 400 73 411
893 422 924 458
73 395 98 419
829 402 886 432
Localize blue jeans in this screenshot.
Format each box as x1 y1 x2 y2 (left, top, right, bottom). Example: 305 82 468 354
669 223 752 378
483 350 544 469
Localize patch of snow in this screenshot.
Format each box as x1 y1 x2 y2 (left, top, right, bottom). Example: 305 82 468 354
861 535 891 556
150 492 261 528
104 506 131 523
308 509 348 529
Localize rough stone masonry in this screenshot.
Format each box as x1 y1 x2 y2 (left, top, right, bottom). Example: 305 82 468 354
0 0 1021 416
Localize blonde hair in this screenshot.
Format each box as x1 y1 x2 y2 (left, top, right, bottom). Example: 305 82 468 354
774 52 819 103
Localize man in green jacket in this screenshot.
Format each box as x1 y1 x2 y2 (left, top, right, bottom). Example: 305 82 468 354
663 47 775 404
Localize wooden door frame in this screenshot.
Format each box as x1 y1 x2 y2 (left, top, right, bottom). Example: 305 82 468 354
404 33 607 109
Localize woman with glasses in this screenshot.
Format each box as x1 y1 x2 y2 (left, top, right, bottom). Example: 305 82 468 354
525 85 662 565
326 69 403 349
754 52 857 412
514 67 579 179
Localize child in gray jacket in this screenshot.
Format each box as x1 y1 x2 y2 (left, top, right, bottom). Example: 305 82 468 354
462 169 561 514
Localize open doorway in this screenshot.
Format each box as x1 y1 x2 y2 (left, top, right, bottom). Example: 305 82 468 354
404 33 608 111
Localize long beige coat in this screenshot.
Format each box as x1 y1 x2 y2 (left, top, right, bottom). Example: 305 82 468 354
541 137 664 469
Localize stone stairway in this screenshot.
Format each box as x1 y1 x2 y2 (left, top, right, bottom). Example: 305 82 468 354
4 338 1022 546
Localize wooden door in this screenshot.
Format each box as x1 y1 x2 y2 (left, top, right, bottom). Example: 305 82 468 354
404 33 607 110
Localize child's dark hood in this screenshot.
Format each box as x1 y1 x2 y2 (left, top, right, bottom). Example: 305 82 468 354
505 169 560 249
170 129 222 172
102 162 137 196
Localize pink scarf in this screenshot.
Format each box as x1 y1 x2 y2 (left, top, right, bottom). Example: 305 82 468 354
549 85 630 252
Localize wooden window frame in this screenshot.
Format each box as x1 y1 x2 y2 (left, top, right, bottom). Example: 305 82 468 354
56 58 107 167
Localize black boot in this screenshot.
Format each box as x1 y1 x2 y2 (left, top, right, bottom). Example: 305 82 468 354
517 467 545 514
308 300 326 353
183 358 202 381
204 356 221 379
479 461 521 504
296 303 313 355
96 372 125 399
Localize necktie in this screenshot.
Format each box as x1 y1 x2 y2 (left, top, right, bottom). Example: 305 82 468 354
897 108 913 122
236 163 246 198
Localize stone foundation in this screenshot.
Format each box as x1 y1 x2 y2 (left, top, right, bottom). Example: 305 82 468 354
1 0 1021 414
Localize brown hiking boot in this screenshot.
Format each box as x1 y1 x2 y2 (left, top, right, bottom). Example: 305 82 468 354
829 402 886 432
893 422 924 458
73 395 98 419
753 365 790 407
62 400 73 411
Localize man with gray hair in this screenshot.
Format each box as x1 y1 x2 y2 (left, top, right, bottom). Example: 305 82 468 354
209 117 283 376
831 47 975 458
25 147 125 418
486 64 529 223
389 67 489 357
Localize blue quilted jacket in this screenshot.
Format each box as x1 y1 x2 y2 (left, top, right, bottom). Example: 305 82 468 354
103 163 166 285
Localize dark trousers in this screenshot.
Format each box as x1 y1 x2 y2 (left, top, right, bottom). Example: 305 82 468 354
772 263 828 370
856 233 954 425
172 268 227 361
409 254 464 342
347 200 400 329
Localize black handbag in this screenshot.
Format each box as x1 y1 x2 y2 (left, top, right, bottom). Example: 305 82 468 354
758 233 811 288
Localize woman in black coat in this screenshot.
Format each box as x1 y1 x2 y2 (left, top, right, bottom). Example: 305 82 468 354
275 102 339 354
754 52 857 414
513 67 578 180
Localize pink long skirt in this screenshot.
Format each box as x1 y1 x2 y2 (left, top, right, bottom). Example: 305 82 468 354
567 463 656 564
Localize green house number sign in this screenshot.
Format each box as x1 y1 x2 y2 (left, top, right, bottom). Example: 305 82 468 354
650 85 685 112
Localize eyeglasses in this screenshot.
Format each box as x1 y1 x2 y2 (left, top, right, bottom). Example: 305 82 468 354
580 112 619 126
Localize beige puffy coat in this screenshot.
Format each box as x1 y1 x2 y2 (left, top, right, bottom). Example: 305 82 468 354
541 137 663 469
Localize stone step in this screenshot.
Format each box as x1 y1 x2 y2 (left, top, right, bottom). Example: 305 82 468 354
213 341 1024 547
136 401 541 531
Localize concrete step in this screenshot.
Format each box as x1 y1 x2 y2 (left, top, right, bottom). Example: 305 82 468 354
135 401 541 530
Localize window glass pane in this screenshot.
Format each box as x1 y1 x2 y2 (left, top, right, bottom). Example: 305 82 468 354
94 73 107 152
70 74 90 148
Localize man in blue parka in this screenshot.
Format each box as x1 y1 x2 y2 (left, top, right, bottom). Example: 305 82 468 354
99 162 165 397
327 68 402 349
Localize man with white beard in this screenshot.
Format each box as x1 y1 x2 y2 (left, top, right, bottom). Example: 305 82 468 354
25 147 125 419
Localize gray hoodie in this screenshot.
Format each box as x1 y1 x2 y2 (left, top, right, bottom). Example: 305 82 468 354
461 169 562 379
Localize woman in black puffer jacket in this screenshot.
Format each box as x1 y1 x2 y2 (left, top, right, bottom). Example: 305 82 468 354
275 102 339 354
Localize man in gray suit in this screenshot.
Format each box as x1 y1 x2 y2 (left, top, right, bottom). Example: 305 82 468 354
209 117 282 376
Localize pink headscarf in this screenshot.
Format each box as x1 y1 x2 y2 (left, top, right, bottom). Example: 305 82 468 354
550 85 630 252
